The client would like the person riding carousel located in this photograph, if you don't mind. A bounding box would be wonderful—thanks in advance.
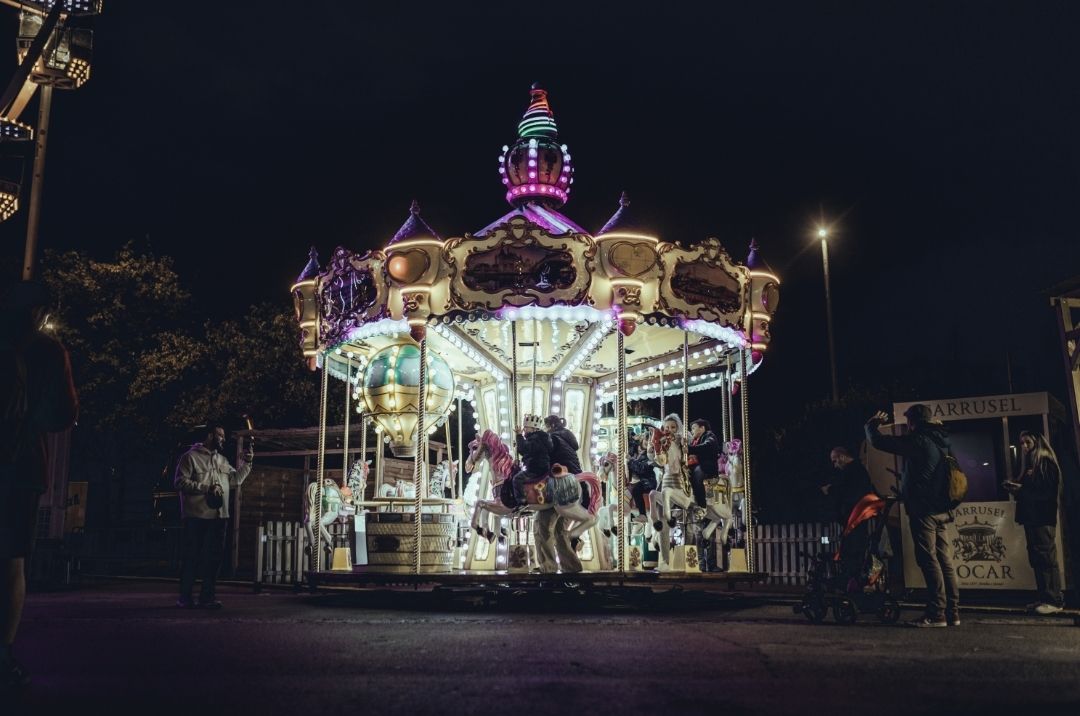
[627,431,657,520]
[545,415,582,476]
[647,413,689,525]
[686,418,720,508]
[511,414,553,509]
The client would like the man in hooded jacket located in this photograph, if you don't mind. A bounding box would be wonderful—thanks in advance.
[865,404,959,628]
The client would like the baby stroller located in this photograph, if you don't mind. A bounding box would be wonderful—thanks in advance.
[796,494,901,625]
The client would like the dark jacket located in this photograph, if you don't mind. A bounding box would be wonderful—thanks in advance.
[865,420,950,517]
[628,452,658,487]
[827,460,876,525]
[687,430,720,477]
[1015,459,1060,527]
[549,428,582,475]
[516,430,552,477]
[1,331,79,491]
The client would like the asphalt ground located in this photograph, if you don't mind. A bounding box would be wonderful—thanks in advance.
[7,580,1080,715]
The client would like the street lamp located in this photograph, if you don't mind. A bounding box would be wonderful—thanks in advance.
[817,225,839,405]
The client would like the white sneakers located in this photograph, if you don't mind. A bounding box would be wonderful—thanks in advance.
[1033,603,1064,616]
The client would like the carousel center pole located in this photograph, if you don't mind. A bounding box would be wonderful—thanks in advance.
[616,328,628,573]
[414,336,429,575]
[314,353,330,572]
[740,347,754,573]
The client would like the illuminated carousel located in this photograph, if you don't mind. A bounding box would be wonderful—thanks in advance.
[291,85,780,585]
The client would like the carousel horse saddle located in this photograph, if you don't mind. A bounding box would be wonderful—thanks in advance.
[523,474,580,507]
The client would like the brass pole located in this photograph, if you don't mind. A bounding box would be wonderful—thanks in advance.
[456,396,464,500]
[510,321,519,455]
[314,356,329,572]
[531,319,538,413]
[342,355,351,481]
[681,332,691,495]
[616,329,628,573]
[414,337,428,574]
[741,347,754,573]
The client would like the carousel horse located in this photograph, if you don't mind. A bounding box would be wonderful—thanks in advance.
[304,462,371,570]
[646,420,734,569]
[341,458,372,509]
[719,437,743,488]
[465,429,602,546]
[429,459,457,499]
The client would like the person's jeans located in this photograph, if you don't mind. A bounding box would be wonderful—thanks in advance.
[1024,524,1063,606]
[629,478,656,516]
[690,466,709,508]
[179,518,227,602]
[909,512,959,618]
[533,509,581,573]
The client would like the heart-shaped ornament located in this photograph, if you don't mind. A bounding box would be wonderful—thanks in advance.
[387,249,431,284]
[609,241,656,277]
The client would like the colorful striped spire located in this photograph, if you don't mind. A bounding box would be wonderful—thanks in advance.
[517,82,559,139]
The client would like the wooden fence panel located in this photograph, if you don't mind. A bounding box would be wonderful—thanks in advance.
[754,522,841,585]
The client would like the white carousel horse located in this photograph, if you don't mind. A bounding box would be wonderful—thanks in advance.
[719,437,743,488]
[305,459,369,563]
[464,429,603,546]
[646,422,733,570]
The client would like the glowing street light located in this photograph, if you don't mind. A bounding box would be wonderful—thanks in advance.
[816,223,839,404]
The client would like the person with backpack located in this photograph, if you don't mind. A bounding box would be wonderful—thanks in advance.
[1004,430,1064,615]
[865,404,960,628]
[1,282,78,689]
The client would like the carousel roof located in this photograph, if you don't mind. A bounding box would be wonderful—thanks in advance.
[291,84,781,396]
[389,200,441,245]
[475,201,586,237]
[596,192,656,238]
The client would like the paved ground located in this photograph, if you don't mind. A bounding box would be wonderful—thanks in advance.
[7,580,1080,715]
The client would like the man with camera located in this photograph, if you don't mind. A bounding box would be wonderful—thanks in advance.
[865,404,959,628]
[174,424,253,609]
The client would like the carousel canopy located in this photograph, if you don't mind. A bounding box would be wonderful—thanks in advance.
[291,85,780,395]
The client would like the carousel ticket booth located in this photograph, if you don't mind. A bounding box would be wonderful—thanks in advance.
[865,392,1069,593]
[287,85,781,584]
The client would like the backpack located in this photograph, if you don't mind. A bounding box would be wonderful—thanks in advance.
[936,445,968,510]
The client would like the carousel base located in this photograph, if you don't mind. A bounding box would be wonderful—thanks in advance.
[304,568,766,591]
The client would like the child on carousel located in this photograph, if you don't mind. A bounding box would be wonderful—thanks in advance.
[511,414,553,509]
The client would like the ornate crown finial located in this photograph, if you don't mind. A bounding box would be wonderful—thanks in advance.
[499,85,573,208]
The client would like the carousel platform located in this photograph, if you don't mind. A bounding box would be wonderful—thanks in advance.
[305,568,767,592]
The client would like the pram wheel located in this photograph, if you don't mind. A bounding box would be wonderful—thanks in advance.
[877,598,901,624]
[833,597,858,625]
[799,594,827,623]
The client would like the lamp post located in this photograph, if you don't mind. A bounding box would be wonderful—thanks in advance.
[818,226,839,405]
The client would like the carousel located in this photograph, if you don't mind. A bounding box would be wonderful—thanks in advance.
[290,84,780,585]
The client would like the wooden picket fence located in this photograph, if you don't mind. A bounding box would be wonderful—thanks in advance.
[753,522,841,585]
[254,520,349,587]
[256,519,840,587]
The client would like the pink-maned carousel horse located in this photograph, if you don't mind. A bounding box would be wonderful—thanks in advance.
[464,429,602,547]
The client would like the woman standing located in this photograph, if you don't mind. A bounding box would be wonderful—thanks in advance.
[1005,431,1064,615]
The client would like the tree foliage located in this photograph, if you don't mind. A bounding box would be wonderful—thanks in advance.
[41,246,328,463]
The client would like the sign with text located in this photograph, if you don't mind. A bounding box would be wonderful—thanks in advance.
[893,392,1048,425]
[900,501,1065,590]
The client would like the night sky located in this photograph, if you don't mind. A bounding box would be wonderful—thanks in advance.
[2,2,1079,430]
